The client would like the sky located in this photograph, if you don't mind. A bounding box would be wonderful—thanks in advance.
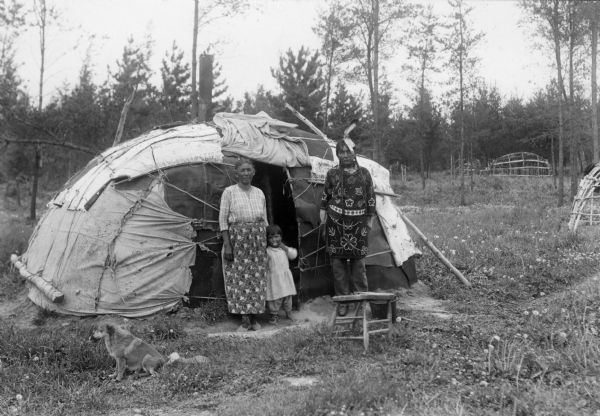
[13,0,555,110]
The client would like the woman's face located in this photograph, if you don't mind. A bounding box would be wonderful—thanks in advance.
[236,162,255,185]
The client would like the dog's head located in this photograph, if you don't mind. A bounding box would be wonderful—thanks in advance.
[90,323,116,341]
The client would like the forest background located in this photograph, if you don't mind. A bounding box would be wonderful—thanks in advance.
[1,0,599,219]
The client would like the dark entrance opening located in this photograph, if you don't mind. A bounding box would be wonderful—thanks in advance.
[253,162,298,249]
[253,162,300,306]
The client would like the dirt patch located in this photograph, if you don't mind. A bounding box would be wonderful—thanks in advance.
[189,296,335,339]
[282,376,319,387]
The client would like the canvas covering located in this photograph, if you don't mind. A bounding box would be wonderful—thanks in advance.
[21,113,421,317]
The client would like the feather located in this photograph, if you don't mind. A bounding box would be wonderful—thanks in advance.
[343,119,359,138]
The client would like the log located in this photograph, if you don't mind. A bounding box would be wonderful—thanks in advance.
[10,254,64,303]
[375,191,471,287]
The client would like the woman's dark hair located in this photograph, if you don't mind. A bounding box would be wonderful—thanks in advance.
[234,157,255,170]
[266,224,282,237]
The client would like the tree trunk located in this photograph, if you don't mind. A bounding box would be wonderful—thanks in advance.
[322,41,335,131]
[459,4,466,206]
[37,0,46,112]
[553,0,565,206]
[190,0,199,120]
[29,147,41,220]
[551,132,557,188]
[372,0,380,162]
[592,19,599,163]
[568,1,577,201]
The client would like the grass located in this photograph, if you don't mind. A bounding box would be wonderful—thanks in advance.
[2,174,600,415]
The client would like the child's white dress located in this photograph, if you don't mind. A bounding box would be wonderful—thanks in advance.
[266,246,298,301]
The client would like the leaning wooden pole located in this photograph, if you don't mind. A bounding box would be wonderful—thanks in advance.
[285,103,329,141]
[398,210,471,287]
[375,191,471,287]
[10,254,64,303]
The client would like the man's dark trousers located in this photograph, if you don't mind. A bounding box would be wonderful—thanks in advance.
[331,257,368,295]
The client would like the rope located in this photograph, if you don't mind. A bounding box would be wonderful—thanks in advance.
[292,182,314,201]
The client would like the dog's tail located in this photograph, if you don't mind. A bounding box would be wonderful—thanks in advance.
[166,352,209,366]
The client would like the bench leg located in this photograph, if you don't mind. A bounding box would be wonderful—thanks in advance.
[352,302,362,331]
[330,305,339,327]
[387,301,394,340]
[362,301,369,351]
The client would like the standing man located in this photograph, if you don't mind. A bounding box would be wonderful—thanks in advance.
[320,138,376,316]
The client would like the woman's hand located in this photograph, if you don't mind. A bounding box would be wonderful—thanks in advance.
[223,241,234,262]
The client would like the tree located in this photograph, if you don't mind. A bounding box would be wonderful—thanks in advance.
[190,0,249,120]
[0,0,25,64]
[446,0,483,205]
[405,3,444,189]
[28,0,61,219]
[521,0,569,206]
[326,81,364,140]
[236,85,283,118]
[339,0,413,162]
[271,47,326,126]
[405,88,445,177]
[584,3,600,163]
[109,36,160,141]
[313,1,351,130]
[207,53,233,117]
[160,41,191,122]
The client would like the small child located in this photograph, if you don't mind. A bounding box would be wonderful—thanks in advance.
[265,224,298,325]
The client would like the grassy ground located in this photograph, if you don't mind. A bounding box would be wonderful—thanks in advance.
[2,174,600,415]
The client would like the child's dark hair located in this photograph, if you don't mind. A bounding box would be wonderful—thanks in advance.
[266,224,282,237]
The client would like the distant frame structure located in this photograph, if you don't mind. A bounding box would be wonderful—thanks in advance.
[569,164,600,231]
[486,152,552,176]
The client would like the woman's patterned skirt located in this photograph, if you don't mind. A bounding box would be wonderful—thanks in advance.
[222,221,268,314]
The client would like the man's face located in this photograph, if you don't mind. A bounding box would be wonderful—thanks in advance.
[268,233,282,248]
[337,146,355,166]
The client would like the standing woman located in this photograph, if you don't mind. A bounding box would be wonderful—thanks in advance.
[219,158,269,331]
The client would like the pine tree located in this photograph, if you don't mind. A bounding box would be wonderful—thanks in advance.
[271,47,326,125]
[109,36,160,139]
[326,82,363,140]
[160,41,191,122]
[210,59,233,115]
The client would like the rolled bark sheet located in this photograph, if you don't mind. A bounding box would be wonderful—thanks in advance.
[10,254,64,303]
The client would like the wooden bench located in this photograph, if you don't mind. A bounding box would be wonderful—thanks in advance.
[331,292,397,351]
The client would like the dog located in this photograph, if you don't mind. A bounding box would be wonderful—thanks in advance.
[91,322,165,381]
[91,322,210,381]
